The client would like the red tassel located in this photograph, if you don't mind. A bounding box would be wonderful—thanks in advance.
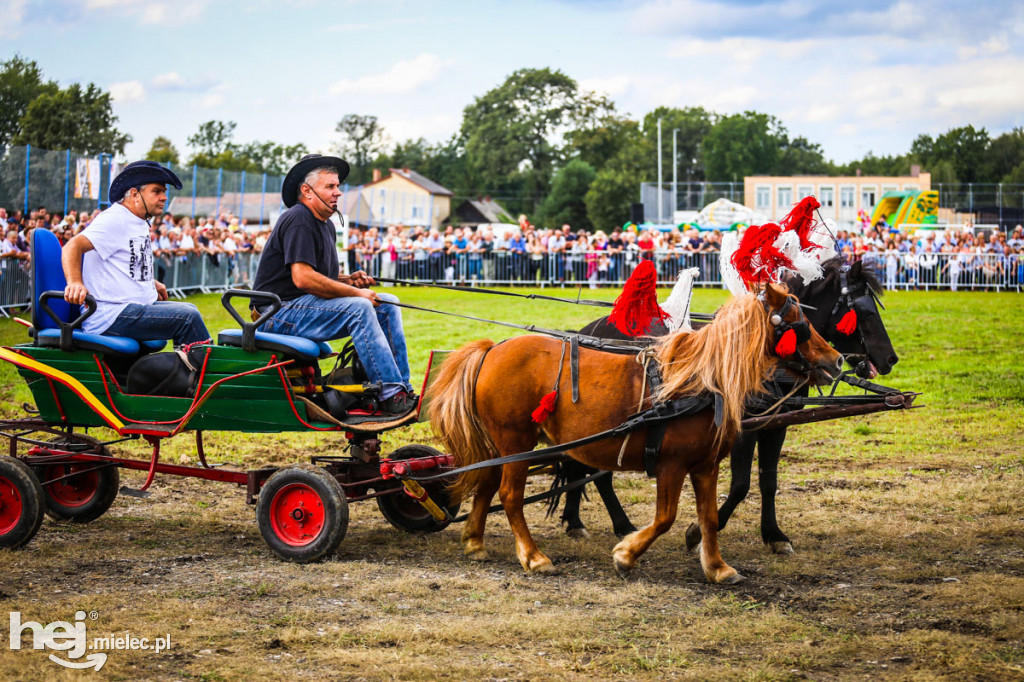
[531,390,559,423]
[779,196,822,251]
[607,260,670,336]
[775,328,797,357]
[836,309,857,335]
[731,223,794,286]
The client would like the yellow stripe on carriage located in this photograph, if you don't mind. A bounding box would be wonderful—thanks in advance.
[0,347,125,431]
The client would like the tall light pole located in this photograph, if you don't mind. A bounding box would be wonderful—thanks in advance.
[657,118,663,224]
[672,128,679,225]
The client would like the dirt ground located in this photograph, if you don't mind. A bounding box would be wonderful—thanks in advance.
[1,426,1022,681]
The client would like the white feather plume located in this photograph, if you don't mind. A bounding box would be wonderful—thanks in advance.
[719,231,747,297]
[775,230,824,284]
[662,267,700,332]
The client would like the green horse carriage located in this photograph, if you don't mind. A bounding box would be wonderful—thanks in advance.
[0,229,458,562]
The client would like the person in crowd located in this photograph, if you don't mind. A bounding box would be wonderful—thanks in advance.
[251,154,415,416]
[884,238,899,290]
[479,227,495,282]
[507,229,526,283]
[61,161,209,347]
[466,228,484,284]
[411,230,428,280]
[426,228,445,281]
[452,228,469,283]
[903,243,919,288]
[606,227,625,281]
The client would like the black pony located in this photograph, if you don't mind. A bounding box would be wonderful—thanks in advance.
[559,258,897,553]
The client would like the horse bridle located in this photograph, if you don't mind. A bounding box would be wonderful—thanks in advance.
[762,293,814,374]
[831,266,888,378]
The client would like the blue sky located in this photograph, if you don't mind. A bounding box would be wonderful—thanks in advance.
[3,0,1022,166]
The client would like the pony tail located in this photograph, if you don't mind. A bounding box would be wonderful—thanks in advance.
[426,339,497,502]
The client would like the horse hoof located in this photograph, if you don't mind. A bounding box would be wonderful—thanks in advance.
[566,527,590,540]
[613,557,634,578]
[685,522,702,553]
[466,548,490,562]
[768,541,794,555]
[716,571,746,585]
[613,525,638,539]
[531,561,561,575]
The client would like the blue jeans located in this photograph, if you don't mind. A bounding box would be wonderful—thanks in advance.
[261,293,412,399]
[104,301,210,346]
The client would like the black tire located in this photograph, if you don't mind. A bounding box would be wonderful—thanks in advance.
[0,455,45,549]
[377,444,460,533]
[33,463,120,523]
[256,464,348,563]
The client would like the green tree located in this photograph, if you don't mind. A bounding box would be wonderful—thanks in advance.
[146,136,180,165]
[641,106,715,183]
[984,127,1024,182]
[236,141,309,175]
[776,136,830,175]
[585,138,654,230]
[187,120,237,158]
[837,151,912,176]
[565,115,642,172]
[12,82,131,154]
[933,125,990,184]
[334,114,386,184]
[459,67,611,214]
[372,136,467,192]
[701,111,784,182]
[539,159,596,230]
[912,126,991,184]
[0,55,58,149]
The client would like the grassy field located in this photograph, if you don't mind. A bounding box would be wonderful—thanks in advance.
[0,286,1022,680]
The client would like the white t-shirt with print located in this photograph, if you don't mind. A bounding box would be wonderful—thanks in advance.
[80,202,157,334]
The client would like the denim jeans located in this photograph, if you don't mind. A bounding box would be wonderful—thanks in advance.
[260,293,412,399]
[103,301,210,346]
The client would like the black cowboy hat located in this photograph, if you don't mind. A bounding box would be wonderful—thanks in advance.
[281,154,351,208]
[109,160,183,204]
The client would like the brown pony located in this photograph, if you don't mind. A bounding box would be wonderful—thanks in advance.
[428,283,842,583]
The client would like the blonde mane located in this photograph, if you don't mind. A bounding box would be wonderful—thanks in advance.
[654,293,776,447]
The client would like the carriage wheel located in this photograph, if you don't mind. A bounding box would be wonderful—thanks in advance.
[32,432,120,522]
[0,456,45,549]
[256,464,348,563]
[33,463,120,523]
[377,445,460,534]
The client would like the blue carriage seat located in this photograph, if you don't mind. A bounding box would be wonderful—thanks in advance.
[31,228,168,357]
[217,328,333,362]
[214,289,333,362]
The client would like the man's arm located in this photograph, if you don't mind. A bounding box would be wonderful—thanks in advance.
[62,234,95,304]
[292,262,379,306]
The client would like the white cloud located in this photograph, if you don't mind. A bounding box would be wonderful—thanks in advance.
[195,93,225,109]
[84,0,208,25]
[384,112,461,147]
[109,80,146,103]
[579,75,633,98]
[329,53,449,95]
[152,72,187,90]
[0,0,28,38]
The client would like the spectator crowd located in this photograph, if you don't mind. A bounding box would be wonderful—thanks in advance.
[2,204,1024,310]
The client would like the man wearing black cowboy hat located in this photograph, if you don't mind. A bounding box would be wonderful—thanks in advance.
[252,154,414,415]
[62,160,210,346]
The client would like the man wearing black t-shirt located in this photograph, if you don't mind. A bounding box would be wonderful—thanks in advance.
[252,155,414,415]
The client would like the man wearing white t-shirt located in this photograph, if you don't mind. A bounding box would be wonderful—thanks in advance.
[62,161,209,346]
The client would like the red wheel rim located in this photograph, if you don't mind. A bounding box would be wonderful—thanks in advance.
[0,476,24,535]
[269,483,326,547]
[42,465,99,508]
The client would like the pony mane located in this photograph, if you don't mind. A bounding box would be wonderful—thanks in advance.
[789,257,883,299]
[653,293,775,449]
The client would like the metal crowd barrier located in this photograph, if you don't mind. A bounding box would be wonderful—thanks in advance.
[1,248,1021,318]
[357,249,726,288]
